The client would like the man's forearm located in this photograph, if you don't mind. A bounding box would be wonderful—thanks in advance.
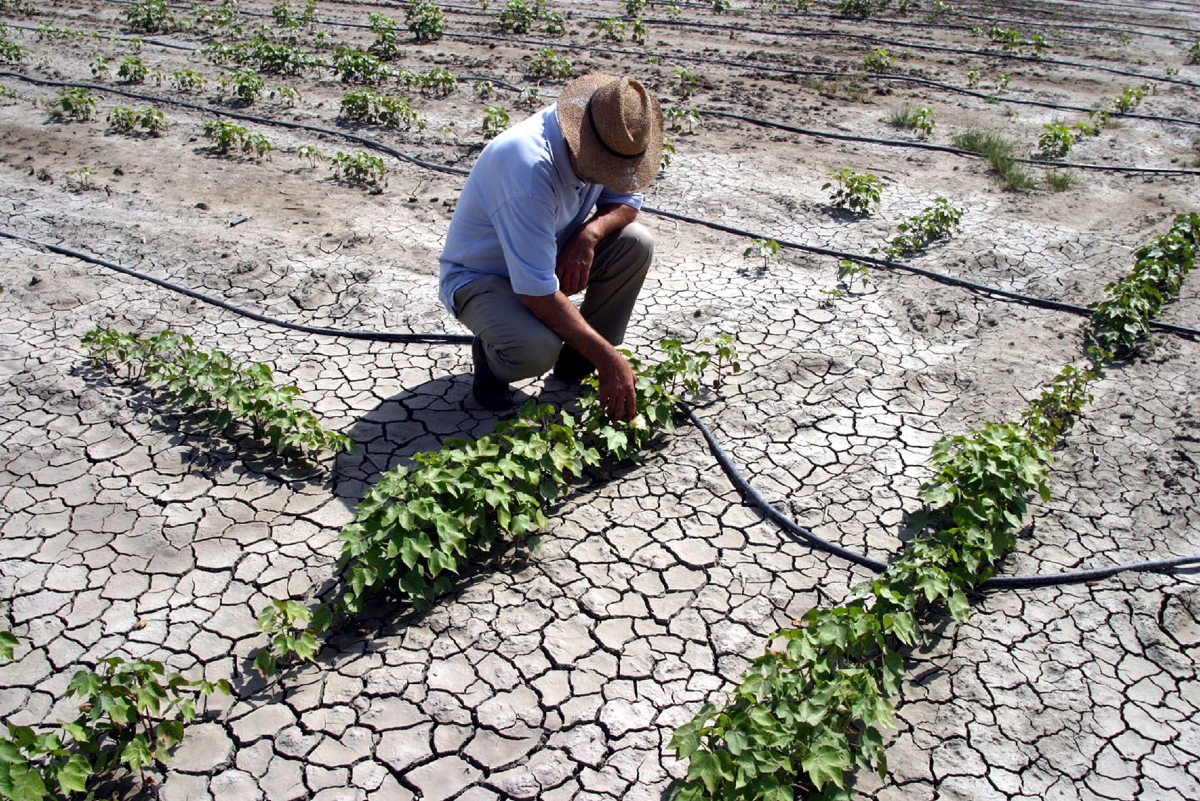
[519,291,619,370]
[578,203,638,247]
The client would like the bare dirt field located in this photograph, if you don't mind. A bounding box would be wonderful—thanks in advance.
[1,0,1199,799]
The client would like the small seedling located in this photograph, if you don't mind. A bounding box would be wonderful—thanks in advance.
[482,105,510,138]
[474,80,495,100]
[862,48,894,74]
[499,0,539,34]
[47,88,97,121]
[596,17,627,42]
[331,150,387,189]
[995,73,1010,90]
[203,119,273,158]
[295,144,325,167]
[107,105,169,135]
[1044,170,1077,192]
[1112,85,1146,113]
[838,257,871,290]
[670,68,698,99]
[659,136,676,172]
[66,167,95,191]
[515,86,542,109]
[530,48,571,79]
[269,85,302,105]
[964,69,979,88]
[884,106,934,137]
[1037,124,1074,159]
[664,107,702,134]
[116,56,149,84]
[823,169,882,215]
[406,1,445,43]
[89,56,110,79]
[743,238,781,270]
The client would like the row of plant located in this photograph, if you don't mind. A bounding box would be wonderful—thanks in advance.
[668,211,1199,800]
[82,328,351,462]
[0,632,229,801]
[254,335,740,676]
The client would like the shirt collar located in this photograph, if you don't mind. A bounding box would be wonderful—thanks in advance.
[547,107,585,190]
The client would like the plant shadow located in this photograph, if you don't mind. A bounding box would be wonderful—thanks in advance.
[72,362,330,488]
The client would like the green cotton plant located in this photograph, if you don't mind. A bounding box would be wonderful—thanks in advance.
[823,169,882,215]
[254,337,740,675]
[1089,212,1199,356]
[405,1,445,43]
[529,48,571,80]
[82,329,350,461]
[878,198,964,260]
[107,105,169,136]
[1037,124,1074,159]
[331,46,391,85]
[339,89,424,129]
[481,105,510,139]
[671,215,1199,801]
[330,150,387,189]
[0,639,230,801]
[202,119,272,158]
[46,88,96,121]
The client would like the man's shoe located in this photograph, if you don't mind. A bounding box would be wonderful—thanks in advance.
[472,337,514,410]
[553,346,595,383]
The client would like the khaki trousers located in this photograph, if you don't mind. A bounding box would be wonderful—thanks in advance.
[452,222,653,383]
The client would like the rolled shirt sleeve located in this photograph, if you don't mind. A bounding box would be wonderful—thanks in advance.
[490,194,561,298]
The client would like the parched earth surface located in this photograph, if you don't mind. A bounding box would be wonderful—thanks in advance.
[1,0,1199,799]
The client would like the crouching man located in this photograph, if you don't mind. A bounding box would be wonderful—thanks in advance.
[438,74,663,422]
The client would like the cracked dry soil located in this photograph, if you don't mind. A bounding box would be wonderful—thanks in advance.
[1,1,1199,800]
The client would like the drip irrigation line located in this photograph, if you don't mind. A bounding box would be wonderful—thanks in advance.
[5,69,1200,343]
[442,31,1200,130]
[8,67,1195,176]
[708,110,1200,175]
[643,206,1200,341]
[630,15,1200,90]
[0,230,473,344]
[4,228,1196,591]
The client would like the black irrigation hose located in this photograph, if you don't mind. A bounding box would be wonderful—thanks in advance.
[0,230,472,344]
[5,69,1200,341]
[443,30,1200,130]
[4,227,1195,592]
[708,109,1200,175]
[4,233,1200,592]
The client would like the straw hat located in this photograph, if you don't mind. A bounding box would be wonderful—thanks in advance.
[557,74,663,193]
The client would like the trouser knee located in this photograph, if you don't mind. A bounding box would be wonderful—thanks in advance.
[489,328,562,381]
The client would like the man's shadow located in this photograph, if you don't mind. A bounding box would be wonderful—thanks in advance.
[334,372,581,506]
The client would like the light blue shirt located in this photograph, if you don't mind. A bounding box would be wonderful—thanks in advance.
[438,106,642,315]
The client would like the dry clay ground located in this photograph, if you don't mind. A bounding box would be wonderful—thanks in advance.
[1,0,1200,799]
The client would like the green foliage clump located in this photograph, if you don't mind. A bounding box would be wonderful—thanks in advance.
[340,89,424,129]
[0,639,229,801]
[116,56,150,84]
[1112,85,1147,113]
[834,0,885,18]
[1037,124,1074,159]
[529,48,571,79]
[232,35,321,76]
[124,0,181,34]
[330,150,387,189]
[664,107,702,133]
[822,169,882,215]
[331,46,391,85]
[367,11,403,60]
[0,25,29,64]
[482,105,510,138]
[862,48,894,74]
[220,68,264,103]
[1189,41,1200,65]
[169,68,206,92]
[255,337,739,673]
[499,0,540,34]
[271,0,317,30]
[884,106,934,137]
[406,1,446,43]
[46,88,96,121]
[106,105,169,135]
[83,329,349,460]
[1089,212,1199,356]
[879,198,963,259]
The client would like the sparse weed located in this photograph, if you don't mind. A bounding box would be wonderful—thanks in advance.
[884,106,934,137]
[1044,170,1077,192]
[953,129,1036,190]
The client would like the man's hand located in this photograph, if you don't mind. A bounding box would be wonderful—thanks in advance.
[597,352,637,422]
[555,227,596,296]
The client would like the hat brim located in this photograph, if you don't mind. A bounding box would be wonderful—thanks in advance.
[557,74,663,194]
